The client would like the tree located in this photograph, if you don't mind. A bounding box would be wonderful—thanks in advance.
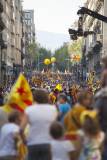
[27,41,53,71]
[68,38,83,64]
[54,43,72,72]
[28,42,38,61]
[35,47,52,71]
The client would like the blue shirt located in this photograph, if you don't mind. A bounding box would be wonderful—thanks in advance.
[58,103,71,122]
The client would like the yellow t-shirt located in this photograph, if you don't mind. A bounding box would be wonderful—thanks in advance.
[64,103,87,136]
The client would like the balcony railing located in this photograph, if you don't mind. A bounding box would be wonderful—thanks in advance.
[11,25,15,34]
[0,1,3,13]
[0,33,7,49]
[0,15,5,32]
[11,38,15,47]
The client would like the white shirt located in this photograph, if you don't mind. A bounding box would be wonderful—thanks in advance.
[0,123,20,156]
[78,130,105,160]
[51,140,75,160]
[25,104,58,146]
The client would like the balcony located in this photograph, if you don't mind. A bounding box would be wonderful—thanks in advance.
[11,0,14,8]
[0,33,7,49]
[86,43,93,56]
[93,41,102,53]
[11,25,15,34]
[96,34,103,43]
[86,41,102,58]
[0,15,5,32]
[11,38,15,47]
[0,1,3,13]
[21,52,25,60]
[21,38,25,48]
[1,61,6,70]
[10,12,15,22]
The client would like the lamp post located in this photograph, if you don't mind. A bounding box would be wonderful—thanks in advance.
[51,57,56,73]
[38,53,40,72]
[65,58,71,73]
[36,44,41,72]
[37,61,43,71]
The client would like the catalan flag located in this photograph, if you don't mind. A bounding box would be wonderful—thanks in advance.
[3,73,33,113]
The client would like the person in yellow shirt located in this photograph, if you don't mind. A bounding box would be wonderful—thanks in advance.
[64,90,93,140]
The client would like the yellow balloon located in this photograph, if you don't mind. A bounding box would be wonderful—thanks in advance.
[44,59,51,65]
[51,57,56,63]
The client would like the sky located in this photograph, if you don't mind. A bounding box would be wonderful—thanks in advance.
[23,0,85,50]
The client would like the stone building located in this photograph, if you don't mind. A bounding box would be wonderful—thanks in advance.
[103,0,107,56]
[21,17,29,68]
[23,10,36,73]
[23,10,35,44]
[0,0,6,83]
[0,0,23,83]
[82,0,104,77]
[11,0,22,78]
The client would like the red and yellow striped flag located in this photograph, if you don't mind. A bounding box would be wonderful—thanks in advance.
[3,73,33,113]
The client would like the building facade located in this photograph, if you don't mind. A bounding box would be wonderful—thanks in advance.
[0,1,36,83]
[23,10,36,73]
[82,0,104,78]
[103,0,107,56]
[0,0,6,83]
[11,0,22,78]
[21,17,30,70]
[23,10,35,44]
[0,0,23,83]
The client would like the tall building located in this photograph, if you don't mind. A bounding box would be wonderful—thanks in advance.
[23,10,36,72]
[11,0,23,77]
[103,0,107,57]
[23,10,35,44]
[21,17,30,69]
[82,0,104,77]
[0,0,6,83]
[0,0,23,83]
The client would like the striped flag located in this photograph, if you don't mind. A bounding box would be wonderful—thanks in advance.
[3,73,33,113]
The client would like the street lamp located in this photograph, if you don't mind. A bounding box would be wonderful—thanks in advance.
[51,57,56,73]
[37,61,43,71]
[65,58,71,73]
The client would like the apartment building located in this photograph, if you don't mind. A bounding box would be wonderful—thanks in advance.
[0,0,23,83]
[82,0,104,77]
[11,0,22,77]
[23,10,36,72]
[103,0,107,56]
[23,10,35,44]
[21,18,29,68]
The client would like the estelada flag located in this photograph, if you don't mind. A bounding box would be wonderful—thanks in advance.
[3,73,33,113]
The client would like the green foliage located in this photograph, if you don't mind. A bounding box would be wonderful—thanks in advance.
[28,42,38,60]
[28,42,52,70]
[68,38,83,59]
[54,43,72,72]
[28,42,73,72]
[35,47,52,70]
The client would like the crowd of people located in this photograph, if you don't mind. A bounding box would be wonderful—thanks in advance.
[0,58,107,160]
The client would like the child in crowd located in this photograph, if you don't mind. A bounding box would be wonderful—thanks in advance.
[0,111,22,160]
[50,122,76,160]
[57,94,71,122]
[78,113,105,160]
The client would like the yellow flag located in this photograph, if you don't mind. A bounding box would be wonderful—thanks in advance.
[3,73,33,113]
[55,84,62,91]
